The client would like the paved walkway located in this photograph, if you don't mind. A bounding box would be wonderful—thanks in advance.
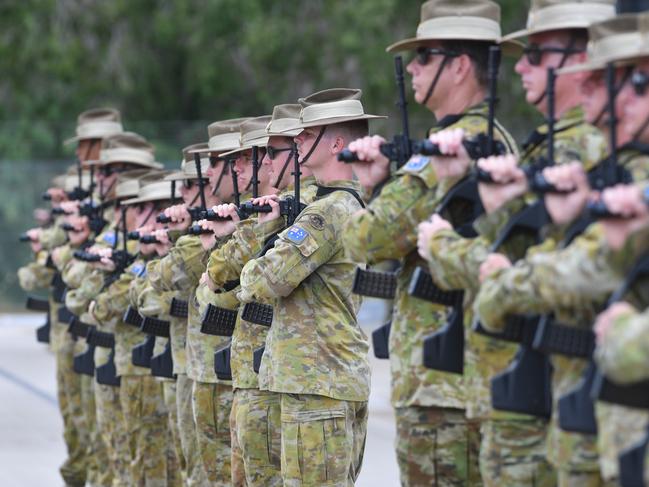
[0,301,399,486]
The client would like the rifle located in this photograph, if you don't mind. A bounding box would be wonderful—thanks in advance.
[469,68,560,419]
[587,62,636,218]
[158,152,210,225]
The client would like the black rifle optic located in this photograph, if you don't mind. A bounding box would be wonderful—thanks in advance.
[61,222,82,233]
[19,233,34,243]
[51,207,72,216]
[127,231,159,244]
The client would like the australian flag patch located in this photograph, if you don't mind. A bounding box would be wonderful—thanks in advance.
[102,233,117,246]
[286,226,309,244]
[130,263,146,278]
[403,155,430,172]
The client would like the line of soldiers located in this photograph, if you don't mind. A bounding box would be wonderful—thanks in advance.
[16,0,649,486]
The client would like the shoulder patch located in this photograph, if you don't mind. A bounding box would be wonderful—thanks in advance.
[286,226,309,244]
[402,155,430,172]
[307,214,325,231]
[102,233,117,246]
[130,263,146,277]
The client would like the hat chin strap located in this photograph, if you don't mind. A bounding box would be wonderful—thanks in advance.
[101,178,117,202]
[422,55,451,107]
[188,191,200,208]
[210,160,229,196]
[532,37,579,107]
[272,149,296,190]
[299,126,327,166]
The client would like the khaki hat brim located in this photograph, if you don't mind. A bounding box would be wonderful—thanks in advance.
[386,37,522,57]
[163,171,187,181]
[220,136,271,158]
[266,128,302,137]
[122,194,174,205]
[289,114,387,132]
[188,146,239,155]
[556,59,605,75]
[85,159,164,170]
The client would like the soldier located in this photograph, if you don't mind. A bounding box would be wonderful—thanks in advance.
[413,1,620,485]
[200,104,317,486]
[476,11,649,485]
[48,108,124,487]
[64,134,164,487]
[188,116,275,486]
[146,118,248,486]
[237,88,376,486]
[144,143,221,487]
[342,1,520,484]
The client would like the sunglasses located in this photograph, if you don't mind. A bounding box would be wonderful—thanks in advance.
[99,166,130,177]
[209,156,224,168]
[182,178,208,189]
[266,146,293,160]
[414,47,459,66]
[522,43,585,67]
[632,70,649,96]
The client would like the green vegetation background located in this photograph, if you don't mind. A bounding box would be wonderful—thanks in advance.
[0,0,536,310]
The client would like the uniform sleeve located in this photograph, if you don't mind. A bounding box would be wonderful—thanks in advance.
[65,269,105,316]
[17,258,54,291]
[137,286,174,319]
[238,202,345,303]
[342,169,438,264]
[426,231,489,292]
[39,224,67,250]
[146,235,206,293]
[93,272,135,324]
[595,307,649,384]
[206,219,267,288]
[474,225,618,332]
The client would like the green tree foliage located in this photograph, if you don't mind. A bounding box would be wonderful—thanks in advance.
[0,0,535,308]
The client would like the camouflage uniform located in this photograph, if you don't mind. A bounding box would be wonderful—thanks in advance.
[420,106,605,486]
[137,286,185,486]
[342,103,517,486]
[146,234,210,486]
[64,247,113,487]
[475,152,649,484]
[206,179,318,486]
[41,242,91,486]
[239,180,370,486]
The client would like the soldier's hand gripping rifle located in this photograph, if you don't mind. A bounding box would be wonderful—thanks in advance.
[464,68,560,419]
[236,142,306,224]
[586,62,637,219]
[338,54,507,167]
[157,152,210,226]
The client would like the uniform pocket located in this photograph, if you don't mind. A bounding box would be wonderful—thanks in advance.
[281,405,350,484]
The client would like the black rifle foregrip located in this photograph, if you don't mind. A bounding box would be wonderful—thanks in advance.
[187,225,213,235]
[139,235,159,244]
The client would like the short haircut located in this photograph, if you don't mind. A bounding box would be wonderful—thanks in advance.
[441,40,493,88]
[329,119,369,142]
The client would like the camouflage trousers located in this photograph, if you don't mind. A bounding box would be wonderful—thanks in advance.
[94,381,131,487]
[192,380,233,486]
[81,370,111,486]
[177,374,209,486]
[279,393,368,487]
[395,406,482,487]
[161,378,186,484]
[230,388,282,487]
[479,418,556,486]
[119,375,173,487]
[55,339,88,487]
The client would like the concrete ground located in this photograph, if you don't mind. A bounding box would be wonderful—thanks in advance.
[0,299,399,486]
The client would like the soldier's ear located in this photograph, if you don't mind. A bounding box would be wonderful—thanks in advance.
[330,135,346,155]
[449,53,473,86]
